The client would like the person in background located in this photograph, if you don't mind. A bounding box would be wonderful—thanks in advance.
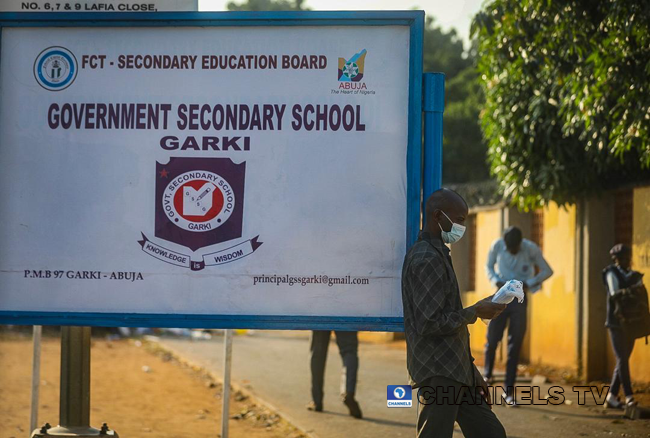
[602,244,639,410]
[307,330,362,419]
[402,188,507,438]
[484,226,553,405]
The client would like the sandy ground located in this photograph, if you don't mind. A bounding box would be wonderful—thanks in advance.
[157,332,650,438]
[0,331,306,438]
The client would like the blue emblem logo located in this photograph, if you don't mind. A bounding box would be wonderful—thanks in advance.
[387,385,412,408]
[33,46,78,91]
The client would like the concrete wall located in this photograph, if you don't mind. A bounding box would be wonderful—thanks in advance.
[444,188,650,383]
[462,203,579,370]
[450,214,474,294]
[630,187,650,382]
[579,195,615,381]
[452,204,577,369]
[461,208,503,354]
[503,208,533,362]
[528,203,578,369]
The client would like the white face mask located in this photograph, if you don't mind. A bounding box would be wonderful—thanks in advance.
[438,210,466,244]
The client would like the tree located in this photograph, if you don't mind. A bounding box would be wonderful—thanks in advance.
[423,17,470,79]
[472,0,650,209]
[222,6,489,184]
[227,0,308,11]
[423,17,490,184]
[444,67,490,183]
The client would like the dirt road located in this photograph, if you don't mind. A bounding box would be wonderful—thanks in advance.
[0,331,305,438]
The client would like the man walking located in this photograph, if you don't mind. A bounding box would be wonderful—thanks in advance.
[402,188,507,438]
[603,244,643,412]
[484,226,553,404]
[307,330,362,418]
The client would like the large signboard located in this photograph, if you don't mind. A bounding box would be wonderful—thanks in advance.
[0,12,424,330]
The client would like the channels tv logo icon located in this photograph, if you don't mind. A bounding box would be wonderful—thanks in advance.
[387,385,412,408]
[33,46,78,91]
[338,49,367,82]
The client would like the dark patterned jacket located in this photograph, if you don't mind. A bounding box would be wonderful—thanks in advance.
[401,232,477,387]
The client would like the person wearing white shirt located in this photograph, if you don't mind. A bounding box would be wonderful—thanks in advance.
[483,226,553,405]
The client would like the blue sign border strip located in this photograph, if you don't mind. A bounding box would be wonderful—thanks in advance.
[0,11,425,332]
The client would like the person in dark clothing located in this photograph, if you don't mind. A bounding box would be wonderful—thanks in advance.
[602,244,639,410]
[402,188,507,438]
[307,330,362,418]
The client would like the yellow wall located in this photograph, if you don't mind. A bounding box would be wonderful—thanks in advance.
[528,203,577,369]
[464,204,578,370]
[457,194,649,382]
[631,187,650,382]
[464,209,502,353]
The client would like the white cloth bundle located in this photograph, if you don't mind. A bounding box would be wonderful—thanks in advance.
[492,279,525,304]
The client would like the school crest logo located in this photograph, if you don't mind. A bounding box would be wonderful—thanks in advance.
[33,46,78,91]
[139,158,262,270]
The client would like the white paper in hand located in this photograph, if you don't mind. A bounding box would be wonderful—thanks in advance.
[493,280,525,304]
[481,280,525,325]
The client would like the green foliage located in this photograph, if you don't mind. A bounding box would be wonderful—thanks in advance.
[444,66,491,183]
[222,6,490,185]
[227,0,308,11]
[423,17,470,78]
[423,17,489,184]
[472,0,650,210]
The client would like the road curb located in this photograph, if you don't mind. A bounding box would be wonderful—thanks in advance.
[147,337,318,438]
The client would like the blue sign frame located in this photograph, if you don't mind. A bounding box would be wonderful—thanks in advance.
[0,10,428,332]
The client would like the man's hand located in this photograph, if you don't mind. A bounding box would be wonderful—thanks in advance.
[473,296,506,320]
[474,366,492,408]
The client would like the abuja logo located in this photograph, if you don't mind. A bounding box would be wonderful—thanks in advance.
[338,49,366,82]
[333,49,375,96]
[34,46,78,91]
[139,158,262,271]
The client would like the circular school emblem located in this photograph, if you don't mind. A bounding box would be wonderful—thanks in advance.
[33,47,78,91]
[162,170,235,232]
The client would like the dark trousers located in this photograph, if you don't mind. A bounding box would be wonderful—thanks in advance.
[417,375,506,438]
[484,299,527,394]
[310,330,358,404]
[608,328,636,398]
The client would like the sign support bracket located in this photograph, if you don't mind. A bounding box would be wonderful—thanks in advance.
[30,325,43,434]
[31,326,119,437]
[422,72,445,207]
[221,329,233,438]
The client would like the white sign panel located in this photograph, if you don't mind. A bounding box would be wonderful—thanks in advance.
[0,1,198,12]
[0,24,410,321]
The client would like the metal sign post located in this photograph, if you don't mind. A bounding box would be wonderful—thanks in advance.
[221,329,233,438]
[422,72,445,207]
[30,325,43,434]
[31,327,118,438]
